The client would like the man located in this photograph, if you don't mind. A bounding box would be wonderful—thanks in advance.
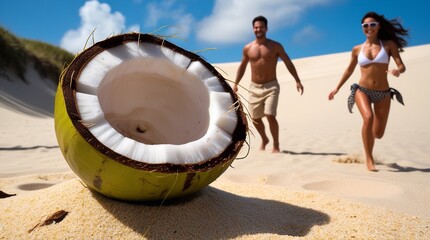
[233,15,304,153]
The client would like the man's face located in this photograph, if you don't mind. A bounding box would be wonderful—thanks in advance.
[253,21,267,39]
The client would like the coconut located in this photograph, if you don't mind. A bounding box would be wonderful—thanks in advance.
[54,33,247,201]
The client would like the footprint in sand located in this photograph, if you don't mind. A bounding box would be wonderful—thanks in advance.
[17,183,55,191]
[302,179,402,199]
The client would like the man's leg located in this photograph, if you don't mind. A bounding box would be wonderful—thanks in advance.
[252,118,269,150]
[266,115,280,153]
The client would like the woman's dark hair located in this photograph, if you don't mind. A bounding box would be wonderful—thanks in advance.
[253,15,268,27]
[362,12,409,52]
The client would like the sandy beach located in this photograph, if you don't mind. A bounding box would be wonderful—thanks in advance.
[1,44,429,239]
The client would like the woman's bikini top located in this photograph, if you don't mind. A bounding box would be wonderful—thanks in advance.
[358,40,389,66]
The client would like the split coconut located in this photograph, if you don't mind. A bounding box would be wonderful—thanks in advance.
[54,33,247,201]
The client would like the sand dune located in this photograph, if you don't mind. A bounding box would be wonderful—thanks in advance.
[1,44,429,239]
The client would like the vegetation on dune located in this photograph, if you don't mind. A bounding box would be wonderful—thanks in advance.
[21,38,75,83]
[0,27,27,81]
[0,26,74,84]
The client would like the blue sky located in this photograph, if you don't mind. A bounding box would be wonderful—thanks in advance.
[1,0,429,64]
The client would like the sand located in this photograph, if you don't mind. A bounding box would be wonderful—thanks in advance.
[1,44,429,239]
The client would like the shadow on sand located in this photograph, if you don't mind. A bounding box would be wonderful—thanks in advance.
[282,150,346,156]
[93,186,330,238]
[385,163,430,173]
[0,145,58,151]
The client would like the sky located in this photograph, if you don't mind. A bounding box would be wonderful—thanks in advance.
[1,0,429,64]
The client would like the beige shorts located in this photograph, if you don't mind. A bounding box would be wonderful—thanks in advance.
[248,80,280,119]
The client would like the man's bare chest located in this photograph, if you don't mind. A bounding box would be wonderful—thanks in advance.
[248,46,276,62]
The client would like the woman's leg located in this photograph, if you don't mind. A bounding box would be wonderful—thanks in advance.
[373,95,391,139]
[354,90,376,171]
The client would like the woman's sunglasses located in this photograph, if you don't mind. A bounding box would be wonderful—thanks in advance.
[361,22,379,29]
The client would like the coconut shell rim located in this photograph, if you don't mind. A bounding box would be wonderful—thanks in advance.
[60,32,247,173]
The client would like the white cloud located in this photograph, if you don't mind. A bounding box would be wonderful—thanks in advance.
[60,0,132,53]
[60,0,331,53]
[146,2,165,28]
[196,0,330,44]
[293,25,321,44]
[128,24,141,33]
[144,0,194,39]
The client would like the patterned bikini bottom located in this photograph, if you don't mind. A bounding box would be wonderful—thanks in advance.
[348,83,404,113]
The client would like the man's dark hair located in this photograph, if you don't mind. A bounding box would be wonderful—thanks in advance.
[253,15,268,27]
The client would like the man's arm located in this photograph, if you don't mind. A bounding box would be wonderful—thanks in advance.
[278,45,304,95]
[233,47,249,92]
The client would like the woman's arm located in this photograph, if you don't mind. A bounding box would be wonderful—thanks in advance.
[328,46,359,100]
[387,40,406,77]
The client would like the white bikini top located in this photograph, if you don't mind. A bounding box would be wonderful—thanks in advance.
[358,40,389,66]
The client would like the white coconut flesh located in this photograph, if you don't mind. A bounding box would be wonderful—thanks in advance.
[75,42,238,165]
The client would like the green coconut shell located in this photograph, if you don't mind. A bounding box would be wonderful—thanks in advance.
[54,33,247,201]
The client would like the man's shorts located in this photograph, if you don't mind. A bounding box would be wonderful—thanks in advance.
[248,80,280,119]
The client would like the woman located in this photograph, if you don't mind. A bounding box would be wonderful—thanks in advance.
[328,12,408,171]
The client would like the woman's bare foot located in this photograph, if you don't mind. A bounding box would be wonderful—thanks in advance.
[366,158,377,171]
